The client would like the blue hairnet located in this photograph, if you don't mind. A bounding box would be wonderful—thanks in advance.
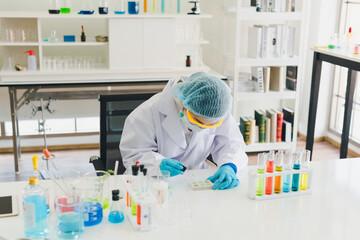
[172,72,232,120]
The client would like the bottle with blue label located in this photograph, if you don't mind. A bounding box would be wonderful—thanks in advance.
[22,177,48,238]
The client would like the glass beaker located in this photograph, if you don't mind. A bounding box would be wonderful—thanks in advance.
[49,0,60,14]
[55,194,84,239]
[114,0,126,14]
[60,0,71,13]
[74,171,110,227]
[80,0,94,14]
[99,0,109,14]
[128,1,139,14]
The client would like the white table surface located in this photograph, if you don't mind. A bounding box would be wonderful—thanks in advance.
[312,47,360,63]
[1,158,359,240]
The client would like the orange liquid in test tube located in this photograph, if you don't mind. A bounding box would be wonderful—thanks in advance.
[265,160,274,195]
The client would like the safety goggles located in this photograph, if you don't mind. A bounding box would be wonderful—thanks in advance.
[185,109,223,129]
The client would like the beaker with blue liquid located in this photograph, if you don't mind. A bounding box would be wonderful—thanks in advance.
[74,171,110,227]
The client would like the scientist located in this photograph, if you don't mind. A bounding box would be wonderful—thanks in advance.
[120,72,248,190]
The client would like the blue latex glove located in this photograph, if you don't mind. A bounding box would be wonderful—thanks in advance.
[159,158,184,177]
[207,165,239,190]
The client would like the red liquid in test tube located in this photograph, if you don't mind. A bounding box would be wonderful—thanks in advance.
[265,156,274,195]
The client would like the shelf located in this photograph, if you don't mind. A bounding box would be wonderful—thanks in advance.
[0,11,212,19]
[41,41,108,46]
[0,65,211,84]
[237,11,302,20]
[237,90,296,101]
[238,56,299,67]
[0,42,39,46]
[176,40,210,45]
[245,142,294,152]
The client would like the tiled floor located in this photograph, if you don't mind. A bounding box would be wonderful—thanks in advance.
[0,139,356,182]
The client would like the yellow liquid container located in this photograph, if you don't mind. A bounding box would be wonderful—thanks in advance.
[256,169,265,196]
[274,166,282,194]
[300,173,308,190]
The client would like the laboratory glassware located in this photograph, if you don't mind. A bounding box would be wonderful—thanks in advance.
[283,150,293,193]
[99,0,109,14]
[49,0,60,14]
[131,165,140,216]
[79,0,94,14]
[256,153,266,196]
[60,0,71,13]
[300,150,311,190]
[24,50,37,71]
[265,151,275,195]
[274,150,284,194]
[292,150,302,191]
[81,26,86,42]
[114,0,126,14]
[128,1,139,14]
[186,55,191,67]
[55,194,84,239]
[108,190,125,224]
[74,171,110,227]
[22,177,48,238]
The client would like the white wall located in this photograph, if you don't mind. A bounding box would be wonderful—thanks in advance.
[298,0,342,138]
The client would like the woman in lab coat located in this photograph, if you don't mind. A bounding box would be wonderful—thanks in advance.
[120,72,248,190]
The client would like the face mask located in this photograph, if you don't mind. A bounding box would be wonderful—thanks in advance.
[179,112,205,133]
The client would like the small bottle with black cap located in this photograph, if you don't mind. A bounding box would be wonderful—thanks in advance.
[108,189,124,224]
[131,164,140,215]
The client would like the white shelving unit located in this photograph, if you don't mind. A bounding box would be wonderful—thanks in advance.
[203,0,310,153]
[0,11,214,83]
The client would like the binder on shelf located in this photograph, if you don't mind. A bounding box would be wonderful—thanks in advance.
[255,109,266,143]
[249,117,256,144]
[286,66,297,90]
[248,26,263,58]
[283,107,294,140]
[251,67,264,92]
[263,66,271,92]
[265,117,271,143]
[273,109,284,142]
[270,66,285,91]
[269,24,282,58]
[266,109,277,143]
[282,120,292,142]
[240,117,251,145]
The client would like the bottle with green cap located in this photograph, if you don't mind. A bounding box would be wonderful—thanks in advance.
[22,176,48,238]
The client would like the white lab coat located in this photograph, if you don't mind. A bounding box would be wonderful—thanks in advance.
[120,78,248,175]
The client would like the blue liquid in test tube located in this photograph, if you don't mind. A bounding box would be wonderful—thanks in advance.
[283,174,291,192]
[161,0,165,13]
[291,163,300,191]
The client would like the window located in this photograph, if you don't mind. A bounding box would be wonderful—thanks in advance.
[329,1,360,143]
[4,117,99,136]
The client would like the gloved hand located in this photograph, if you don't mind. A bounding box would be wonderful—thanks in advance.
[207,165,239,190]
[159,158,184,177]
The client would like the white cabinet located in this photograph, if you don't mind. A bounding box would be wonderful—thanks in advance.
[109,19,143,70]
[143,19,176,69]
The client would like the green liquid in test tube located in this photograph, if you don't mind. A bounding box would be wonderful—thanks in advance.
[256,153,266,196]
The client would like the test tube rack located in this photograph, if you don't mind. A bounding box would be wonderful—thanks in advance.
[121,176,156,231]
[248,168,313,200]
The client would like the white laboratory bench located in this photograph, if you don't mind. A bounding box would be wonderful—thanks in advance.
[0,158,359,240]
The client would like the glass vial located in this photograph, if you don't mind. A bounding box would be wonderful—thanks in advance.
[49,0,60,14]
[60,0,71,13]
[256,153,266,196]
[291,149,302,191]
[283,150,293,193]
[265,151,275,195]
[300,150,311,190]
[186,55,191,67]
[128,1,140,14]
[114,0,126,14]
[99,0,109,14]
[274,150,284,194]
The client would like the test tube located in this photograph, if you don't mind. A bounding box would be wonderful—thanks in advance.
[283,150,293,193]
[256,153,266,196]
[291,150,302,191]
[300,150,311,190]
[274,150,284,194]
[265,151,275,195]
